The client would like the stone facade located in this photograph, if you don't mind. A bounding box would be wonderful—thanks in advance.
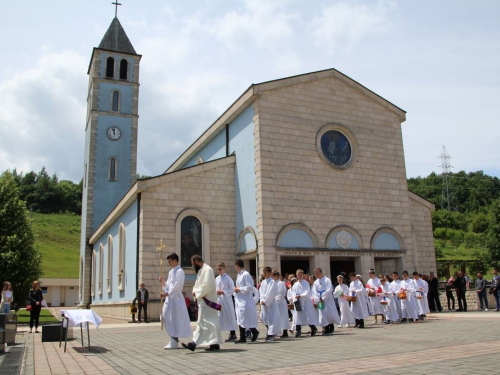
[252,74,434,277]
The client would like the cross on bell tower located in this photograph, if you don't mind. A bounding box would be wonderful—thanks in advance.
[112,1,122,18]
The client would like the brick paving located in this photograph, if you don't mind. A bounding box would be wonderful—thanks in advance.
[4,311,500,375]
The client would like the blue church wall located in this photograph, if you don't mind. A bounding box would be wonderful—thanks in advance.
[98,82,134,115]
[180,106,258,251]
[80,124,92,257]
[227,107,258,250]
[92,115,133,231]
[373,233,401,250]
[93,200,137,303]
[99,53,135,83]
[184,130,226,167]
[279,229,314,248]
[328,232,360,249]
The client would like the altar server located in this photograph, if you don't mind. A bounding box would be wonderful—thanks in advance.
[400,271,419,322]
[366,269,384,324]
[272,270,290,338]
[291,269,319,337]
[334,275,355,328]
[233,260,259,343]
[390,272,402,321]
[312,268,339,335]
[159,253,192,349]
[413,272,430,320]
[215,262,237,341]
[259,267,281,341]
[349,272,369,328]
[182,255,222,352]
[287,278,297,332]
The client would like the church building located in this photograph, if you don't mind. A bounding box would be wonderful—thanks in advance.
[79,17,436,318]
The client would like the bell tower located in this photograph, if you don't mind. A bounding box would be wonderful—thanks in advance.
[79,17,141,307]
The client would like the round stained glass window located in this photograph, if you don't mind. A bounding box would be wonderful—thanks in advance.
[320,130,352,166]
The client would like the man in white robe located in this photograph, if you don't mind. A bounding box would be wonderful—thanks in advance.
[291,269,318,337]
[215,262,237,341]
[312,268,339,335]
[259,267,281,341]
[182,255,222,352]
[366,269,384,324]
[233,260,259,343]
[271,270,290,338]
[348,272,369,328]
[400,271,419,322]
[413,272,429,320]
[390,272,402,321]
[159,253,192,349]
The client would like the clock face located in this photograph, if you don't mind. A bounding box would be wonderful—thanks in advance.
[107,126,121,140]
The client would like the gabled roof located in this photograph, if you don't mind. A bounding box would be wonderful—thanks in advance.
[98,17,137,55]
[166,67,407,173]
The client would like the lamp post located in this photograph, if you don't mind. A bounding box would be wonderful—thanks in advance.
[156,238,166,330]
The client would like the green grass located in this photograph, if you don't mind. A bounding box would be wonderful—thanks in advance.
[439,242,485,260]
[15,308,60,324]
[32,212,80,278]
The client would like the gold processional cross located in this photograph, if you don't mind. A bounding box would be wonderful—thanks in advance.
[156,239,166,329]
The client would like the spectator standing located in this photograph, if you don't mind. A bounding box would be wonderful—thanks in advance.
[491,269,500,311]
[445,277,455,310]
[136,282,149,323]
[1,282,13,313]
[475,273,488,311]
[427,272,442,312]
[454,272,467,312]
[29,281,43,333]
[464,273,471,290]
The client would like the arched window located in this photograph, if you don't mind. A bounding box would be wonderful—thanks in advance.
[117,224,126,290]
[119,59,128,80]
[91,250,96,297]
[107,234,113,293]
[112,90,119,112]
[276,223,318,249]
[180,216,203,267]
[106,57,115,78]
[109,157,117,181]
[99,244,104,295]
[371,228,403,251]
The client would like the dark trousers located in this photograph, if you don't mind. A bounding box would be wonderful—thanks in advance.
[138,302,148,322]
[30,305,42,329]
[477,290,488,310]
[495,289,500,310]
[446,291,455,310]
[457,290,467,311]
[429,291,442,311]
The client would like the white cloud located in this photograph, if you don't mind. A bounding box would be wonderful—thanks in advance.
[0,47,87,181]
[211,0,298,50]
[311,1,394,54]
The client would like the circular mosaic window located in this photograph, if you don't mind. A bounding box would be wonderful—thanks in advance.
[320,130,352,167]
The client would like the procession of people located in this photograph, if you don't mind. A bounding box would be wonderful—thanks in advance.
[155,252,440,351]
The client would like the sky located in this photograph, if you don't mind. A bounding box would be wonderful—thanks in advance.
[0,0,499,182]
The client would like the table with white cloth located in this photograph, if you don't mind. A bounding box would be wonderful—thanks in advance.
[59,310,102,352]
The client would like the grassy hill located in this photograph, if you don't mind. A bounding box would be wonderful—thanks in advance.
[32,212,80,278]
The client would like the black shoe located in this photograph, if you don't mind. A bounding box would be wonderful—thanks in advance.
[251,330,259,342]
[234,338,247,344]
[204,344,220,351]
[358,323,365,329]
[225,335,237,342]
[280,333,289,339]
[322,330,329,336]
[265,336,275,342]
[354,319,360,328]
[384,320,391,325]
[310,327,317,336]
[181,342,196,352]
[401,318,407,323]
[295,331,301,337]
[409,319,414,323]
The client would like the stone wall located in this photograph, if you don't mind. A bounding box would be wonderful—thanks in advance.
[409,193,437,275]
[439,290,498,311]
[138,157,236,319]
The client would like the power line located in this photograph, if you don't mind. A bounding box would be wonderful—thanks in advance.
[438,146,453,211]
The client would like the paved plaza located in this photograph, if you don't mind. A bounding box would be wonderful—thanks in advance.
[3,310,500,375]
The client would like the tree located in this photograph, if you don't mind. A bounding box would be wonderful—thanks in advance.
[0,171,43,308]
[486,198,500,269]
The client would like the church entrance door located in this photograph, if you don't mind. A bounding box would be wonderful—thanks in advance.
[330,259,355,280]
[280,257,310,276]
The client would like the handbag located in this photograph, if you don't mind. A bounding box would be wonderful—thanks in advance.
[293,299,302,311]
[26,305,32,311]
